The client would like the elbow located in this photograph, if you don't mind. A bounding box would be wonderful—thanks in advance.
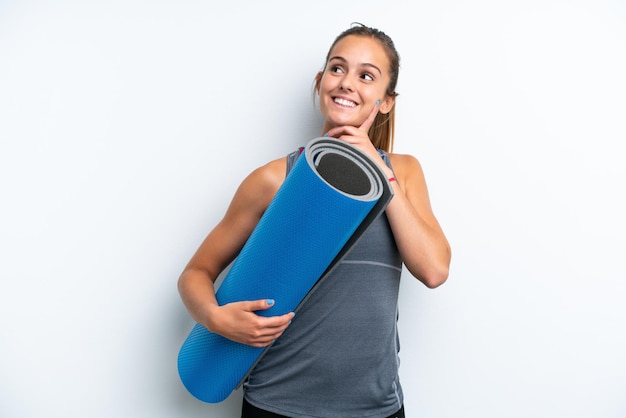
[177,268,193,295]
[423,245,452,288]
[177,273,187,296]
[177,274,184,289]
[420,265,449,289]
[408,252,450,289]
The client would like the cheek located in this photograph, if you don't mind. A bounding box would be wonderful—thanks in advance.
[366,85,387,101]
[317,79,334,107]
[318,77,330,95]
[319,72,342,93]
[318,97,331,118]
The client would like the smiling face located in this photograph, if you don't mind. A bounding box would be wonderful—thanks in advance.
[316,35,395,134]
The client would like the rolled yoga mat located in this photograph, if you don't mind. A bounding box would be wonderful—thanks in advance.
[177,137,395,403]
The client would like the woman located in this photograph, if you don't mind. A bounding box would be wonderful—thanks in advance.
[178,23,451,418]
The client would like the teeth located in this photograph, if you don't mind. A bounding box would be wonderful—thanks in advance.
[334,97,356,107]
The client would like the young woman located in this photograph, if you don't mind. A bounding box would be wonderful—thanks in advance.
[178,24,451,418]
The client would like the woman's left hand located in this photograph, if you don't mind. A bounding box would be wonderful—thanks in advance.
[325,105,392,176]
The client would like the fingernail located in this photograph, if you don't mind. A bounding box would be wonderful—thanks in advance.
[267,299,275,305]
[323,132,329,137]
[375,99,380,107]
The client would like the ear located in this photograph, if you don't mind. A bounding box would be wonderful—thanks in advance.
[378,94,396,114]
[314,71,323,94]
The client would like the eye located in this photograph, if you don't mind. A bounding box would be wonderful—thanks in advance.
[329,65,344,74]
[361,73,374,81]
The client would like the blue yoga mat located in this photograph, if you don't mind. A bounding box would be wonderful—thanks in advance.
[177,137,395,403]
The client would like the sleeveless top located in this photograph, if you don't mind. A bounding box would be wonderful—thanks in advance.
[243,148,404,418]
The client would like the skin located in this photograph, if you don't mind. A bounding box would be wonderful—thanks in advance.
[178,35,451,348]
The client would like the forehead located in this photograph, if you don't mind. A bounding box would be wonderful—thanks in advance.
[328,35,390,71]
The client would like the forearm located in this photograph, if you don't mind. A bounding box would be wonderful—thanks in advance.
[178,267,294,347]
[386,180,451,288]
[178,268,220,330]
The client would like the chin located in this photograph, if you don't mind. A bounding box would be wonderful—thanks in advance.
[327,114,358,128]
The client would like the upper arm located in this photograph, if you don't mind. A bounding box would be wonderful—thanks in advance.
[393,154,441,227]
[183,158,286,282]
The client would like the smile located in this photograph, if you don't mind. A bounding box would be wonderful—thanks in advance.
[333,97,357,108]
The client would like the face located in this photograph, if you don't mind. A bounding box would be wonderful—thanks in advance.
[316,35,394,133]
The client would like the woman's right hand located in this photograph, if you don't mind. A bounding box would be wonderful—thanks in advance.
[207,299,294,348]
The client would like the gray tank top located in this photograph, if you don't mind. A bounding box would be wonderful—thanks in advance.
[243,148,404,418]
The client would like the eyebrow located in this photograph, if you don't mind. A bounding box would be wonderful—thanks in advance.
[328,56,382,75]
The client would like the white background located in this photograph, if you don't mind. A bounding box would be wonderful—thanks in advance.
[1,1,625,417]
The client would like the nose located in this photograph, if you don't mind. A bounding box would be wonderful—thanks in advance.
[339,74,355,92]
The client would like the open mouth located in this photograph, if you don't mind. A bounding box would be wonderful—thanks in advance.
[333,97,357,108]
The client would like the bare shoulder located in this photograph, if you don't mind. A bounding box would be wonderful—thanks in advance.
[387,153,426,186]
[182,156,288,278]
[246,157,287,190]
[234,156,287,216]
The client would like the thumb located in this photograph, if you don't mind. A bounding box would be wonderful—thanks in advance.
[249,298,276,312]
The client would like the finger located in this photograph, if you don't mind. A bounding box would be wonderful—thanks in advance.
[326,125,356,140]
[359,100,380,132]
[248,313,294,347]
[246,301,294,328]
[249,335,281,348]
[264,312,295,328]
[247,298,276,312]
[252,313,293,336]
